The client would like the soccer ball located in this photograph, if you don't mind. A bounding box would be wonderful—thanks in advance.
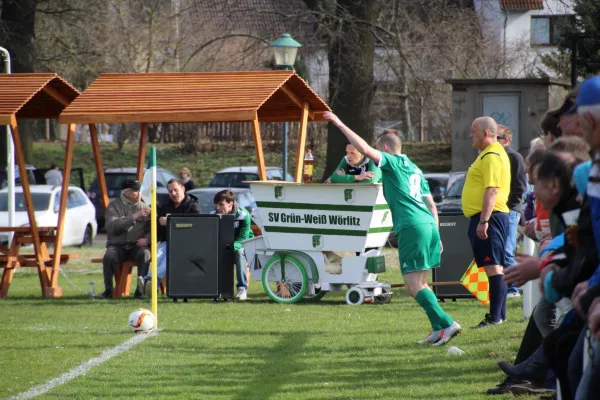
[128,308,155,334]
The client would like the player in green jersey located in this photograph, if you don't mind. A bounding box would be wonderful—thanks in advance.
[323,111,461,346]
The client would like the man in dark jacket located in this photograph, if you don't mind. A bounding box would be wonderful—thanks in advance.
[498,125,528,297]
[139,179,200,296]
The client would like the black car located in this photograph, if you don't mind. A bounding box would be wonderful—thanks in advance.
[87,167,177,228]
[438,173,466,215]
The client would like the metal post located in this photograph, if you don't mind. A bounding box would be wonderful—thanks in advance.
[0,47,15,245]
[282,121,288,179]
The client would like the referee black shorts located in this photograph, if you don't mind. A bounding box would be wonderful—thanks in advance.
[467,212,509,267]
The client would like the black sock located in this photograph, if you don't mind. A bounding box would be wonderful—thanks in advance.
[489,274,506,322]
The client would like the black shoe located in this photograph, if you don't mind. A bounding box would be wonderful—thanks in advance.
[486,376,524,395]
[99,289,113,299]
[498,361,547,383]
[134,289,143,298]
[472,313,503,329]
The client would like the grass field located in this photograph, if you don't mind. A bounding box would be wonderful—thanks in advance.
[31,141,451,189]
[0,243,538,400]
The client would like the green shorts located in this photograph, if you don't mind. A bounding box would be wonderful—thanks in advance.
[396,223,441,275]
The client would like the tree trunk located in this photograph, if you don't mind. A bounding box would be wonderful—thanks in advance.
[321,0,377,181]
[399,62,413,141]
[0,0,37,163]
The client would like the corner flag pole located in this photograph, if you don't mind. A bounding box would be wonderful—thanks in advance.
[148,146,158,324]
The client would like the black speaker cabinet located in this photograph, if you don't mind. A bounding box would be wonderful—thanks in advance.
[433,212,475,300]
[166,214,235,299]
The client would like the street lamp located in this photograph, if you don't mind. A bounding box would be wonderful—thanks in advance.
[270,33,302,181]
[271,33,302,71]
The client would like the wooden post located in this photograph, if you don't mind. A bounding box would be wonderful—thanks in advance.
[137,123,148,181]
[251,118,267,180]
[294,102,310,183]
[9,116,47,290]
[89,124,109,209]
[48,124,75,297]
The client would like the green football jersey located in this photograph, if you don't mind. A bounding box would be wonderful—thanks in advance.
[378,152,435,235]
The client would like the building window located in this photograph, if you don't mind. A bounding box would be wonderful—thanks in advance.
[531,15,574,46]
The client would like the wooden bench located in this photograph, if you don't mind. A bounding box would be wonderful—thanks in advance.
[91,258,166,298]
[0,226,78,298]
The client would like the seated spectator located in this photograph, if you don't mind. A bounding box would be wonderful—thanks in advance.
[179,167,196,192]
[329,144,382,183]
[101,179,150,298]
[211,190,254,300]
[139,179,200,296]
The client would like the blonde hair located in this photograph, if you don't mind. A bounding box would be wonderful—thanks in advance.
[529,137,544,152]
[179,167,191,177]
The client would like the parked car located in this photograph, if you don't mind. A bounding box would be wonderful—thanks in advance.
[423,173,450,205]
[188,187,263,236]
[0,185,98,246]
[438,172,466,215]
[0,164,37,188]
[87,167,178,228]
[209,166,294,188]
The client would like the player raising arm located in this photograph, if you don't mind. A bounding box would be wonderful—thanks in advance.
[323,111,460,346]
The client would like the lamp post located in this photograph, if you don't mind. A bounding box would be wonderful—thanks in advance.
[270,33,302,180]
[0,47,15,245]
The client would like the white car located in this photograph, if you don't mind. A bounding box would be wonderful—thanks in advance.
[0,185,98,246]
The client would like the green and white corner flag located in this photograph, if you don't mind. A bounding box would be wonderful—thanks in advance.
[141,146,158,324]
[140,149,155,205]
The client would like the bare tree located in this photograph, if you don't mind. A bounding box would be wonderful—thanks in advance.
[0,0,37,162]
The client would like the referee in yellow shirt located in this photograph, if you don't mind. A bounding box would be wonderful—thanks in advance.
[462,117,511,328]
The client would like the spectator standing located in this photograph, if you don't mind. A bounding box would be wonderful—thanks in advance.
[179,167,196,192]
[497,125,528,297]
[44,164,63,186]
[462,117,511,328]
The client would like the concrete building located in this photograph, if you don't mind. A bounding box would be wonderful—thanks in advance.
[446,78,570,171]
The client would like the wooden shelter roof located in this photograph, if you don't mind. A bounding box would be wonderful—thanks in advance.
[59,70,330,124]
[0,73,80,125]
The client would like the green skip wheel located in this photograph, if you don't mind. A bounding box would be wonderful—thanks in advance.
[262,254,308,304]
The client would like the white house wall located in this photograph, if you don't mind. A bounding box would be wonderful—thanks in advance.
[474,0,575,78]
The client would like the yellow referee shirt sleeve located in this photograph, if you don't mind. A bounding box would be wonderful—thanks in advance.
[481,153,503,188]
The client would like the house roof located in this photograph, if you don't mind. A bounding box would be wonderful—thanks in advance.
[58,70,330,124]
[499,0,543,10]
[0,73,80,125]
[191,0,315,44]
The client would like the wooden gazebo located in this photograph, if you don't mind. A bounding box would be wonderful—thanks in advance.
[0,73,80,298]
[59,70,331,184]
[57,70,330,298]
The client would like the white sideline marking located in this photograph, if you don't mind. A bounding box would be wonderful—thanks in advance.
[9,333,154,400]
